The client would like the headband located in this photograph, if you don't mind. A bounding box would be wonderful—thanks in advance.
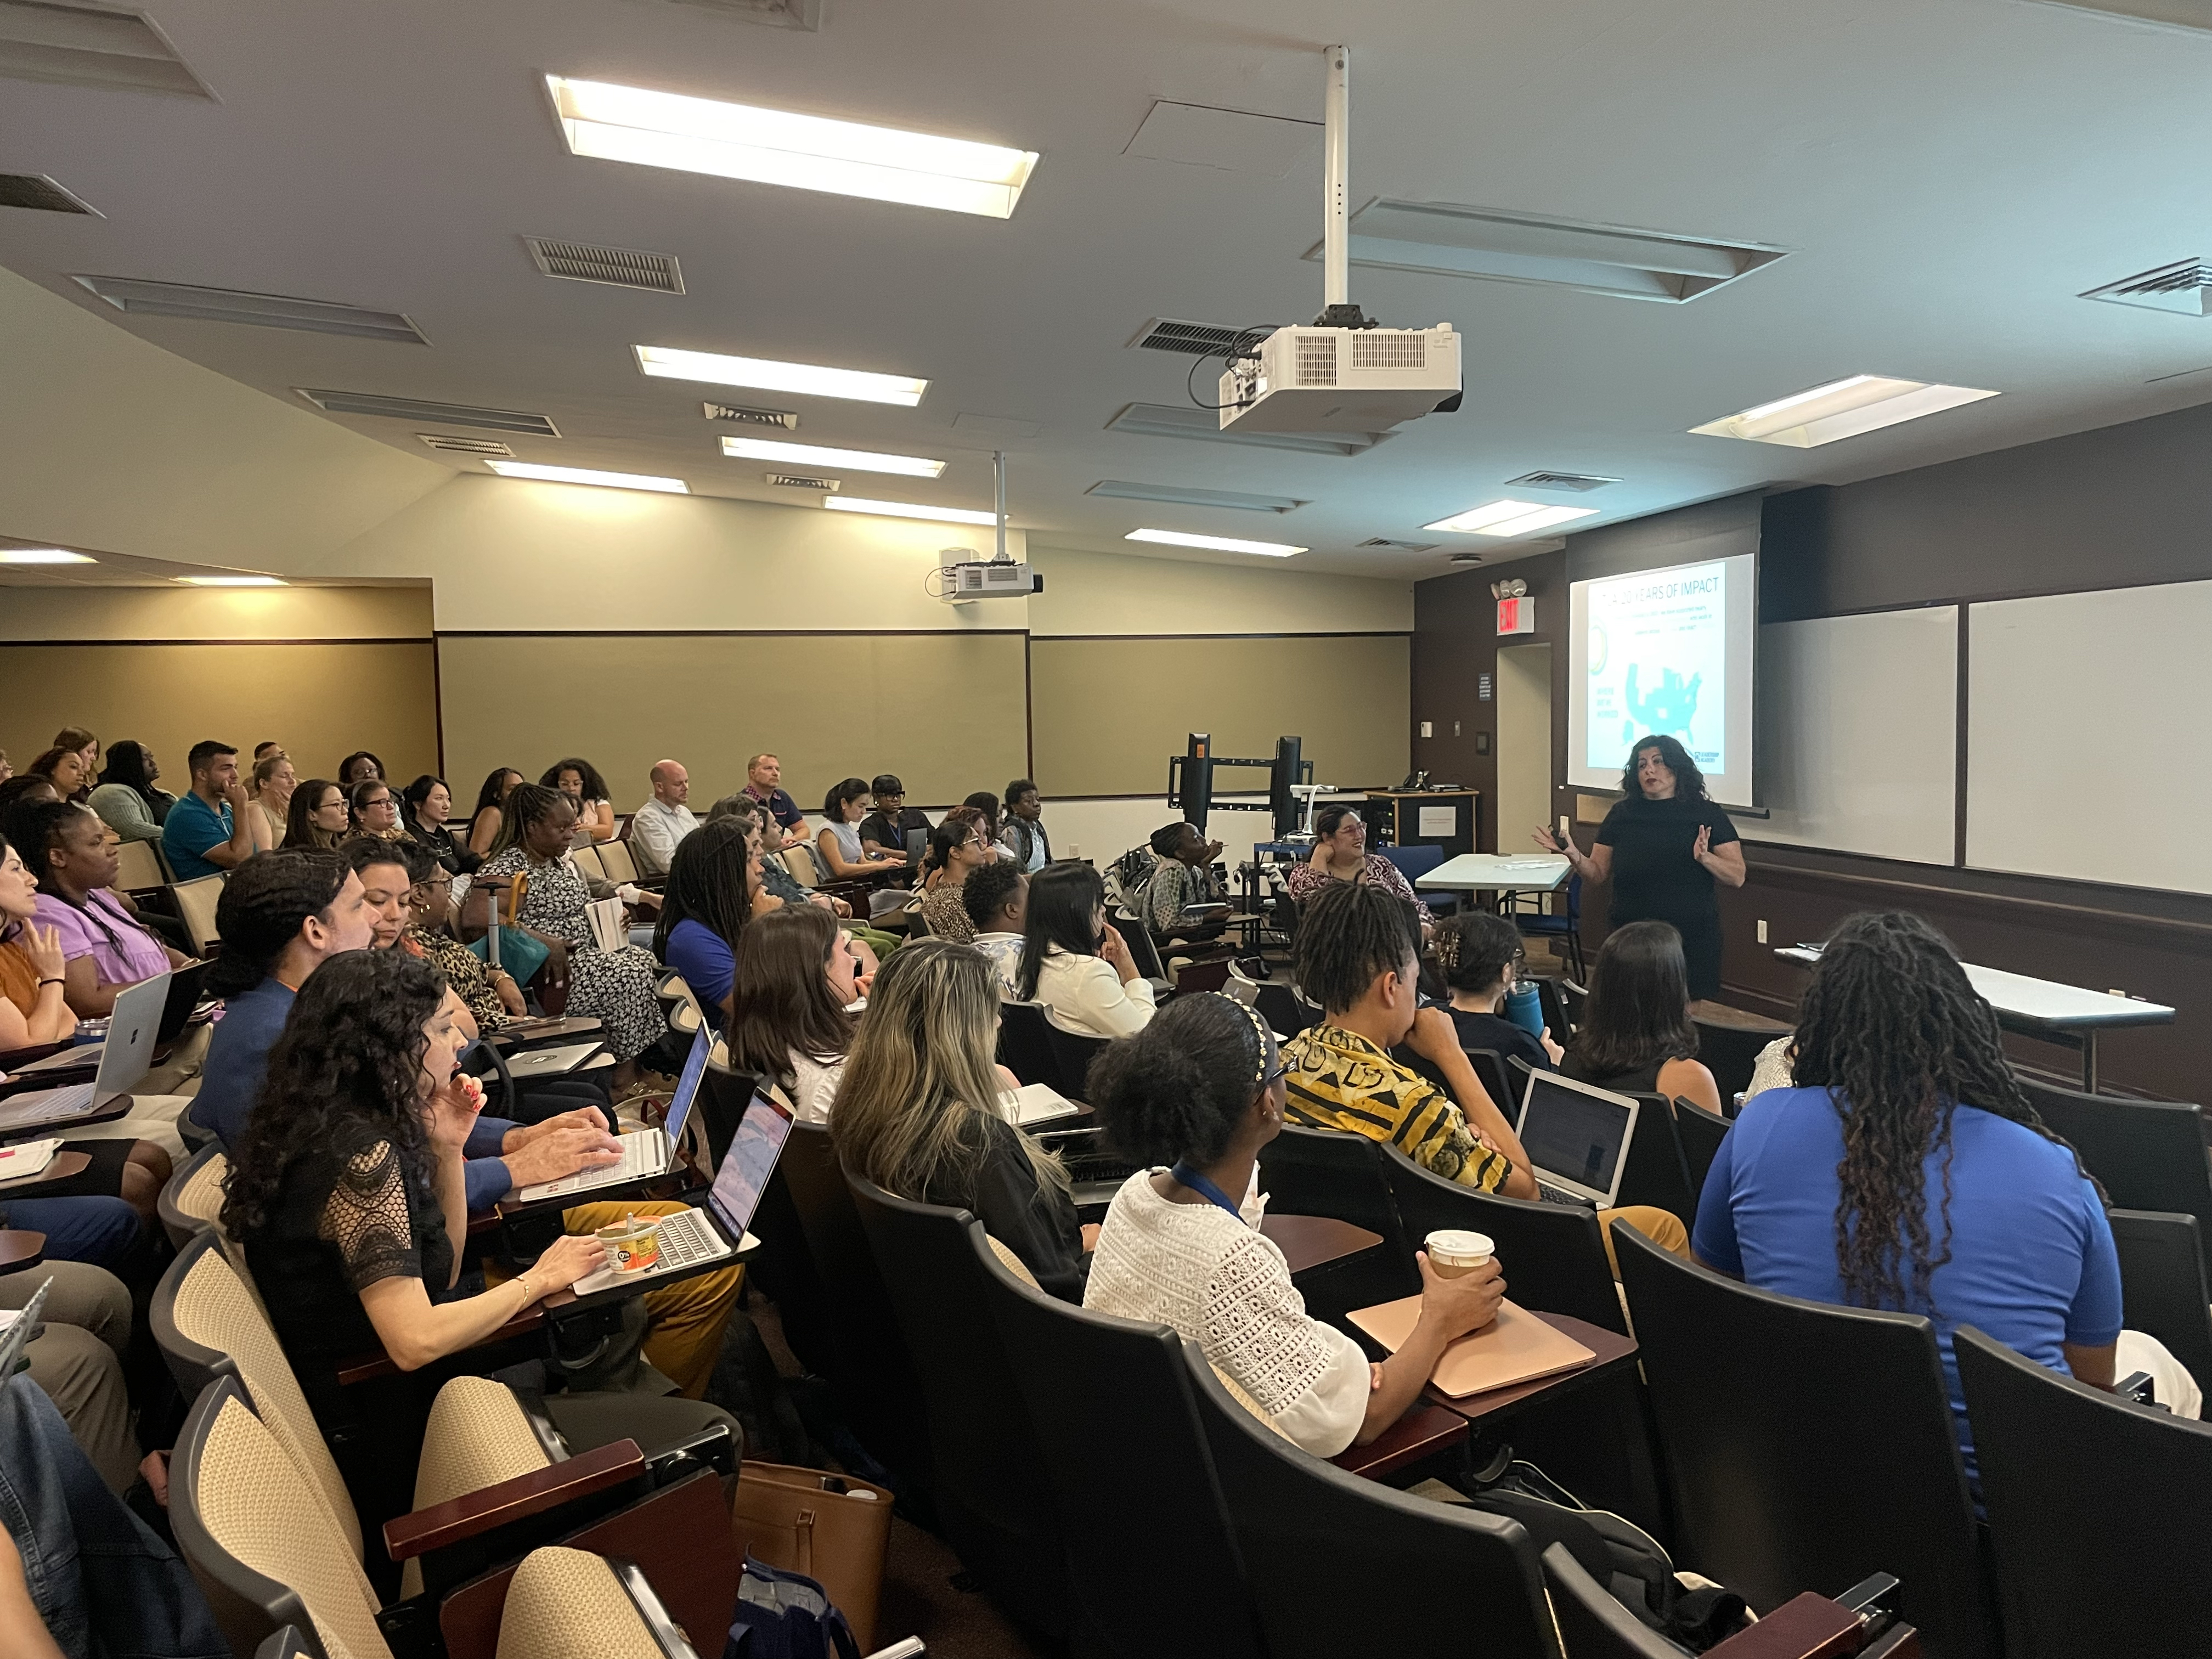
[1210,991,1276,1085]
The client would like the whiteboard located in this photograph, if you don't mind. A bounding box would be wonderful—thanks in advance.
[1751,607,1957,865]
[1967,580,2212,894]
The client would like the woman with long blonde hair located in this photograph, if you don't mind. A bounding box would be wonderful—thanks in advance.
[831,937,1086,1300]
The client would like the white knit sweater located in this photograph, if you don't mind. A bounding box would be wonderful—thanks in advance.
[1084,1171,1370,1457]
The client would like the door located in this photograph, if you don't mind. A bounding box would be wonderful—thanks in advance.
[1496,644,1554,854]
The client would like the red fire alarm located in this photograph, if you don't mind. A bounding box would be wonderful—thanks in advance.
[1497,596,1534,635]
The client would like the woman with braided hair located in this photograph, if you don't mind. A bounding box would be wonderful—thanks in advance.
[1693,910,2199,1482]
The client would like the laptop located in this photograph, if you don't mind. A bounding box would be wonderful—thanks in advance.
[0,972,170,1133]
[1513,1069,1641,1209]
[7,960,209,1079]
[904,827,927,867]
[504,1038,608,1080]
[568,1087,791,1295]
[514,1026,706,1202]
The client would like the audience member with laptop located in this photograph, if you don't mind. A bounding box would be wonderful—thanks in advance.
[12,799,196,1020]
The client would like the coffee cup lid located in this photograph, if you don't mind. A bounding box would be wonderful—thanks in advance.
[1425,1228,1493,1260]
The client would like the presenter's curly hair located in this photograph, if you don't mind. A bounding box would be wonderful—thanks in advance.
[220,949,448,1241]
[1620,733,1707,801]
[1792,911,2093,1316]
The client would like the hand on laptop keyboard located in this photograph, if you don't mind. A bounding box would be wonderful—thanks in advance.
[504,1125,624,1189]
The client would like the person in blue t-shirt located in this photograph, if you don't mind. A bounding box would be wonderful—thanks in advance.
[160,740,257,881]
[651,817,753,1020]
[1693,910,2199,1488]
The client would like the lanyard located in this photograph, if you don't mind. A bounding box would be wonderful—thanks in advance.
[1169,1161,1249,1224]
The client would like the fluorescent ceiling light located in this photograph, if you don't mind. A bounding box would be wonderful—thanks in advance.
[546,76,1039,218]
[635,345,926,407]
[1125,529,1306,557]
[177,575,286,586]
[1423,500,1599,537]
[824,497,997,526]
[1691,376,1999,448]
[719,436,944,477]
[0,548,95,564]
[484,460,689,494]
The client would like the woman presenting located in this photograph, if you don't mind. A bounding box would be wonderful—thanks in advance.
[1534,733,1745,1001]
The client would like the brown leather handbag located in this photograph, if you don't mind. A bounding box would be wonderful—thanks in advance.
[729,1460,895,1649]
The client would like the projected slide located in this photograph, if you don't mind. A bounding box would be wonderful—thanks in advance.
[1584,561,1728,772]
[1568,551,1757,807]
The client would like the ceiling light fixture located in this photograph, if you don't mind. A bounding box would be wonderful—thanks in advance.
[0,548,95,564]
[1690,375,1999,448]
[823,497,997,526]
[484,460,689,493]
[635,345,926,407]
[177,575,286,586]
[1423,500,1598,537]
[1125,529,1306,557]
[719,436,944,477]
[545,75,1039,218]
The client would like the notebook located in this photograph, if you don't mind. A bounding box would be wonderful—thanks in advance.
[1514,1069,1641,1208]
[1348,1295,1597,1398]
[0,1140,61,1186]
[0,973,168,1133]
[1001,1082,1081,1126]
[569,1087,791,1295]
[585,896,628,953]
[515,1026,707,1201]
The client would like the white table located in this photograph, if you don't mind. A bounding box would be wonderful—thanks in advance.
[1776,947,2175,1093]
[1415,854,1572,896]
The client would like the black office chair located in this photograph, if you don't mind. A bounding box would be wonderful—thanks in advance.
[1673,1098,1730,1207]
[1957,1323,2212,1659]
[1612,1222,1996,1659]
[1258,1122,1419,1300]
[1252,981,1314,1040]
[996,1000,1069,1093]
[1464,1047,1518,1119]
[1042,1012,1111,1100]
[1380,1142,1626,1335]
[1510,874,1585,980]
[2015,1077,2212,1248]
[2108,1209,2212,1398]
[844,1173,1071,1644]
[1690,1018,1786,1107]
[1620,1093,1700,1230]
[1184,1340,1560,1658]
[974,1227,1267,1659]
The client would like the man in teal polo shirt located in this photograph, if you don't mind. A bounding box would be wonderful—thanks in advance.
[161,740,256,881]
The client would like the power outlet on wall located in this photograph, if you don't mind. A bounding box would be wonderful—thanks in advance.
[1419,720,1434,738]
[1757,919,1769,944]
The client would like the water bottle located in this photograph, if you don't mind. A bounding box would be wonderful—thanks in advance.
[1505,980,1545,1040]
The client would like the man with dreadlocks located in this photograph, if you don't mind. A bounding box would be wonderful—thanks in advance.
[1693,910,2199,1486]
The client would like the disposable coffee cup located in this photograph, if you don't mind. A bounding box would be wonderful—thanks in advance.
[1425,1229,1494,1278]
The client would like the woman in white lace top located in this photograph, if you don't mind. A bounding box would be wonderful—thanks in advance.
[1083,994,1505,1457]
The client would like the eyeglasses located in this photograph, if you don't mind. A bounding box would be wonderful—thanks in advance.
[1260,1062,1289,1090]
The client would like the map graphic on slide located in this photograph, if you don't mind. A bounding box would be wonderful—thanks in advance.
[1585,558,1727,772]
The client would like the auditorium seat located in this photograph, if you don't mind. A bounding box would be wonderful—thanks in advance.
[1673,1098,1730,1205]
[2108,1209,2212,1398]
[2012,1077,2212,1251]
[1257,1122,1419,1301]
[1041,1006,1111,1099]
[996,1000,1070,1093]
[1463,1046,1516,1119]
[170,872,227,957]
[157,1141,230,1250]
[1690,1015,1786,1107]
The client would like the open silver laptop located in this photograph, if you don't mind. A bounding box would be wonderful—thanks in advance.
[515,1026,705,1202]
[0,972,168,1133]
[1514,1069,1640,1209]
[569,1086,791,1295]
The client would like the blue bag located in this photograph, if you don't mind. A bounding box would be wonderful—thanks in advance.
[721,1555,862,1659]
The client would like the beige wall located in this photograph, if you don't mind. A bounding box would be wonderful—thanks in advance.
[0,585,431,643]
[1026,544,1413,636]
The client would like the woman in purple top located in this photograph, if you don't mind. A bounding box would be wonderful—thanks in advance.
[18,801,191,1017]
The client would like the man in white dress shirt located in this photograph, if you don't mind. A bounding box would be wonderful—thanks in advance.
[627,759,699,877]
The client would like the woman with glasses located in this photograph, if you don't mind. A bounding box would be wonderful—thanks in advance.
[1427,910,1563,1071]
[916,807,991,943]
[282,778,351,850]
[348,777,409,843]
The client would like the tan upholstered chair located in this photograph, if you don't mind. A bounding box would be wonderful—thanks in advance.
[494,1548,692,1659]
[569,843,607,884]
[170,873,227,956]
[114,836,166,893]
[595,839,639,886]
[157,1142,230,1250]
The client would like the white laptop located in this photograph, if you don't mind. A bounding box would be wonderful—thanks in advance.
[515,1026,706,1202]
[569,1087,791,1295]
[1000,1082,1080,1127]
[0,973,168,1135]
[1513,1069,1641,1209]
[504,1039,608,1079]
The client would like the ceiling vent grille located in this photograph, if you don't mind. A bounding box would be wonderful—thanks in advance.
[524,237,684,293]
[417,433,515,456]
[1106,402,1391,457]
[2081,257,2212,316]
[0,171,97,213]
[75,276,429,343]
[765,472,839,490]
[703,401,798,430]
[0,1,214,97]
[1506,470,1620,493]
[1087,479,1304,512]
[1126,318,1257,356]
[1358,537,1438,552]
[296,388,561,436]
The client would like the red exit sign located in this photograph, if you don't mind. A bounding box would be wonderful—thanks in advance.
[1497,596,1535,635]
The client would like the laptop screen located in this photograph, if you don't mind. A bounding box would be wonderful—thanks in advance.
[1517,1074,1633,1195]
[707,1091,793,1241]
[663,1026,711,1147]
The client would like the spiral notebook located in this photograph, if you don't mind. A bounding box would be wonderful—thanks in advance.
[1347,1296,1596,1399]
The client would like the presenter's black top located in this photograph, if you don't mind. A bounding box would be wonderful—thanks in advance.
[1594,794,1740,998]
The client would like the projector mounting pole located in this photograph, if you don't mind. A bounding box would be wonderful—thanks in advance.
[993,449,1007,563]
[1316,45,1369,329]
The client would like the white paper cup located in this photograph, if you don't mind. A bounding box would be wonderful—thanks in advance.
[1425,1229,1494,1278]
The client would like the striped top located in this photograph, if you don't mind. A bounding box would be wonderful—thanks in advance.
[1279,1023,1509,1190]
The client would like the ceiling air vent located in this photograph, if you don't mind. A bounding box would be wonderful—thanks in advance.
[0,171,97,213]
[1126,318,1259,356]
[1506,470,1620,493]
[2080,257,2212,316]
[417,433,515,456]
[765,472,839,490]
[1358,537,1438,552]
[296,389,561,437]
[1107,402,1390,457]
[74,275,429,343]
[703,402,798,430]
[0,1,214,97]
[524,237,684,294]
[1087,480,1304,512]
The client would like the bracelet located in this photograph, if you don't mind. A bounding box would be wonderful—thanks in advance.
[515,1271,538,1304]
[37,978,63,988]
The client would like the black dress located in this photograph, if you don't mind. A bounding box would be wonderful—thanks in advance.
[1593,794,1739,1000]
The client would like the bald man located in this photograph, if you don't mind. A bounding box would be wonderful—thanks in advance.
[628,758,699,877]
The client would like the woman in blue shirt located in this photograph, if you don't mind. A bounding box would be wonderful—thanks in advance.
[651,817,755,1020]
[1694,911,2198,1483]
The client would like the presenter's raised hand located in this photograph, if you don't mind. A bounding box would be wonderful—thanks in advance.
[1532,827,1564,854]
[1693,824,1712,864]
